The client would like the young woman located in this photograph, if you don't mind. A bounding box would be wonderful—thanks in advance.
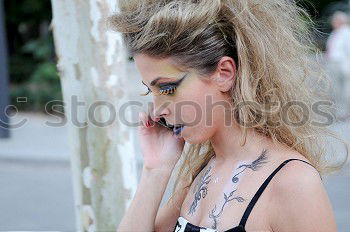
[109,0,348,231]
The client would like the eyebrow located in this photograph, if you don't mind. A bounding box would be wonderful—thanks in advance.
[151,77,164,86]
[142,73,189,87]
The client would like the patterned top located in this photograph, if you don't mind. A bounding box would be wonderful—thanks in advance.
[173,216,245,232]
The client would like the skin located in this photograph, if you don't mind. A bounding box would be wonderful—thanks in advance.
[117,54,337,232]
[331,12,349,30]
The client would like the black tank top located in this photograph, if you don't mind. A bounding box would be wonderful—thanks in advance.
[173,158,321,232]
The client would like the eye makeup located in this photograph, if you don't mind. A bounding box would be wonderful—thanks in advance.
[140,73,189,96]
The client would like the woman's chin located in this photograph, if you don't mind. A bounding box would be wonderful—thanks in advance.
[181,132,207,145]
[181,127,212,144]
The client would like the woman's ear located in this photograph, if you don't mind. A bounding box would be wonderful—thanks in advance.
[214,56,236,93]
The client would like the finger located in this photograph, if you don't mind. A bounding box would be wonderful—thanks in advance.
[146,105,160,127]
[138,112,148,127]
[142,111,154,128]
[147,103,157,121]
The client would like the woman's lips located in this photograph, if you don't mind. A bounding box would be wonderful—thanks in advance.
[158,118,185,136]
[173,125,185,136]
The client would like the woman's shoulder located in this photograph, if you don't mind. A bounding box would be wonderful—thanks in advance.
[270,155,322,195]
[268,149,321,195]
[267,152,336,231]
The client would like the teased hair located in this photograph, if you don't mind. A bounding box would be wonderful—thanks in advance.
[108,0,349,199]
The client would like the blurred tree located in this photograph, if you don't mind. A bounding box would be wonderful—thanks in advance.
[51,0,137,231]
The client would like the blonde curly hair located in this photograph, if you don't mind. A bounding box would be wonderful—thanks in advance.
[108,0,349,196]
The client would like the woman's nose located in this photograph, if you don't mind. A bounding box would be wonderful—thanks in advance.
[153,105,170,119]
[147,99,171,120]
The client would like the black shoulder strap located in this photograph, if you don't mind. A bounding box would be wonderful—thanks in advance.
[238,158,319,228]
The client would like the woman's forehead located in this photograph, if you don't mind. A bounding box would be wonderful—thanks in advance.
[134,54,187,78]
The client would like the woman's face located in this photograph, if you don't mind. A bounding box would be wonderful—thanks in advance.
[134,53,235,144]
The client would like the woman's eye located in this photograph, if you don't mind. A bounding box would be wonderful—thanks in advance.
[159,85,177,95]
[139,83,178,96]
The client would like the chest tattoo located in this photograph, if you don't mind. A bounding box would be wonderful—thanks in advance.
[208,149,268,229]
[188,165,213,215]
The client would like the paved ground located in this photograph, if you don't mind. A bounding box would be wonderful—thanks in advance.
[324,163,350,232]
[0,112,70,162]
[0,112,75,231]
[0,61,349,230]
[0,160,75,231]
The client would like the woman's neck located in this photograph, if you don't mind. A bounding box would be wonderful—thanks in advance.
[209,122,274,165]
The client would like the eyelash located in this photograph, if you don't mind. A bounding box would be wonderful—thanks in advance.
[140,85,177,96]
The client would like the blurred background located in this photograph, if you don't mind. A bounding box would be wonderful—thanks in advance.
[0,0,349,231]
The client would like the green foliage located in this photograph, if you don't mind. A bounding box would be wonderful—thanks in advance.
[300,0,349,18]
[22,39,53,60]
[5,0,63,113]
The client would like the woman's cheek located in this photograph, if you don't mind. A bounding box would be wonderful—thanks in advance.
[183,122,215,144]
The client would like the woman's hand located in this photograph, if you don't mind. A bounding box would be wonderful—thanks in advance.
[138,110,185,171]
